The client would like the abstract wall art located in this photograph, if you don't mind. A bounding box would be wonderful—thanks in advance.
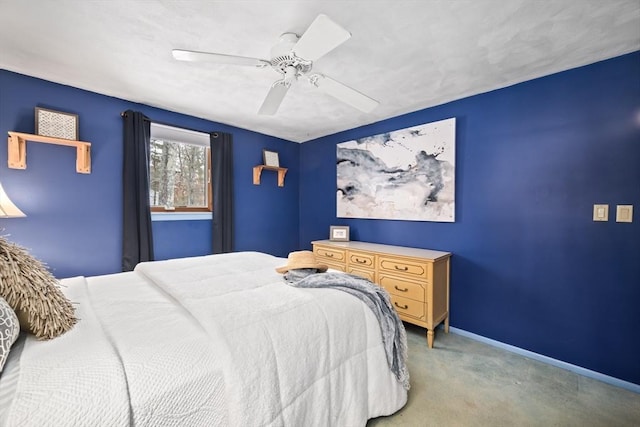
[337,117,455,222]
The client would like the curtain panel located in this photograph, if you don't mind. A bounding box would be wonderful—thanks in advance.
[210,132,234,254]
[122,110,154,271]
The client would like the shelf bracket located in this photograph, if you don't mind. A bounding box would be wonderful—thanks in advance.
[253,165,287,187]
[7,132,91,174]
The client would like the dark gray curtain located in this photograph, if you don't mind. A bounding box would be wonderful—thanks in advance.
[210,132,234,253]
[122,110,154,271]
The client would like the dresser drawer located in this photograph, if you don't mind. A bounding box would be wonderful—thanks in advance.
[314,246,346,263]
[379,274,425,302]
[348,266,375,282]
[348,251,375,268]
[390,294,425,320]
[378,256,428,279]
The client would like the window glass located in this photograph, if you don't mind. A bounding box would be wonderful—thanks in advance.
[149,124,211,212]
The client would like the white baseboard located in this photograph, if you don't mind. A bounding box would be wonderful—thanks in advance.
[447,326,640,394]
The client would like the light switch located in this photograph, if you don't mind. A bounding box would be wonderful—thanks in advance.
[593,204,609,221]
[616,205,633,223]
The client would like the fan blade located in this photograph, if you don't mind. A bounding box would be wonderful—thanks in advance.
[172,49,270,67]
[310,74,378,113]
[292,14,351,61]
[258,82,290,115]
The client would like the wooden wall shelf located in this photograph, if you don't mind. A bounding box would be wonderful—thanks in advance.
[7,132,91,174]
[253,165,287,187]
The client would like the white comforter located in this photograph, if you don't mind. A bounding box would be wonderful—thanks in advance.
[1,252,407,426]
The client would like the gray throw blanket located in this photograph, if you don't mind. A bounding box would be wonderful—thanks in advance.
[284,269,410,390]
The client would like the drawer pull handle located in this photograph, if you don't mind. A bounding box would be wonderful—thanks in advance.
[325,253,334,258]
[394,302,409,310]
[355,258,367,264]
[394,285,409,292]
[394,265,409,271]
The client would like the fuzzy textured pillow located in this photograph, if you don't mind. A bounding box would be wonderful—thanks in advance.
[0,296,19,371]
[0,236,76,340]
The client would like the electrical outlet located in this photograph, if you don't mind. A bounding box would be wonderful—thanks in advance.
[616,205,633,223]
[593,204,609,221]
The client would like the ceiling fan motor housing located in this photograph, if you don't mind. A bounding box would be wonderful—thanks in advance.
[270,33,312,76]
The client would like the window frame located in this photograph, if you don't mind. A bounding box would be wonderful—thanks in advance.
[148,123,212,213]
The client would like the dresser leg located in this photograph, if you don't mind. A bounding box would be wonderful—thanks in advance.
[427,329,434,348]
[444,315,450,333]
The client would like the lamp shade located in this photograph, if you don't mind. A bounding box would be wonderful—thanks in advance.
[0,182,25,218]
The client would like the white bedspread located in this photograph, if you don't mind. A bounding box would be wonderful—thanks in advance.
[0,252,407,426]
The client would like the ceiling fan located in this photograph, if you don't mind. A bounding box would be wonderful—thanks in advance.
[172,14,379,115]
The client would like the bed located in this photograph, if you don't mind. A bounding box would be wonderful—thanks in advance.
[0,251,408,426]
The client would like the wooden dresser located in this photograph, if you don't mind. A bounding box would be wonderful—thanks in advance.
[312,240,451,348]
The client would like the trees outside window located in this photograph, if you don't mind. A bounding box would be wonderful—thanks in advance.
[149,133,211,212]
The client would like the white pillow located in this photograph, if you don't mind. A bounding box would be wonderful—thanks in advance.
[0,296,19,372]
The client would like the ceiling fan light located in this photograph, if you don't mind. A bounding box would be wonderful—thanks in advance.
[282,66,298,84]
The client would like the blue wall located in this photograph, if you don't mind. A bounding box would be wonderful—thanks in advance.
[0,70,300,278]
[299,52,640,385]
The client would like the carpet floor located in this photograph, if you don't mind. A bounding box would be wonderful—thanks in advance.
[367,323,640,427]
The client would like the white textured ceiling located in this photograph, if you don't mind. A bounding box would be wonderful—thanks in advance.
[1,1,638,143]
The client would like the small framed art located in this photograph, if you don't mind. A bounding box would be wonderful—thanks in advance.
[263,149,280,167]
[330,226,350,242]
[35,107,79,140]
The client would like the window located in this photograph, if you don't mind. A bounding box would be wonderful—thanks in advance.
[149,123,211,212]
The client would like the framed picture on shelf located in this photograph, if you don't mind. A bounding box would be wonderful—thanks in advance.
[263,149,280,167]
[329,226,350,242]
[35,107,79,140]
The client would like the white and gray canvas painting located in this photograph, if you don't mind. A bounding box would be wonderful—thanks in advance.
[337,117,455,222]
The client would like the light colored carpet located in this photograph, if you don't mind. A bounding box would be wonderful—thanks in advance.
[368,323,640,427]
